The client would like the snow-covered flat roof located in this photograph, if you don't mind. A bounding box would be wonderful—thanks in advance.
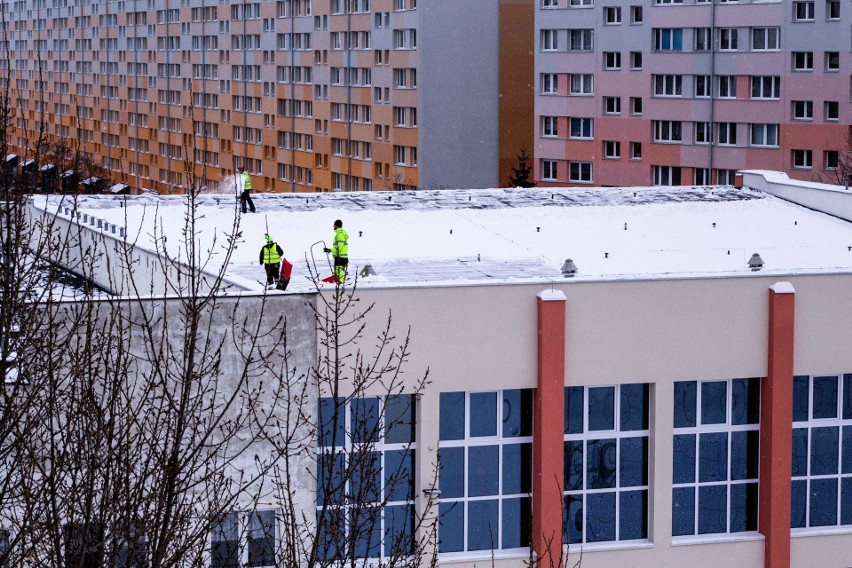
[31,185,852,292]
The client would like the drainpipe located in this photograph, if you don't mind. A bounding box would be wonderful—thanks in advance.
[708,0,717,181]
[346,4,353,192]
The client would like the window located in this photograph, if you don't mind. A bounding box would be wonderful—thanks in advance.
[541,0,558,7]
[695,122,711,145]
[604,96,621,114]
[793,52,814,71]
[210,511,275,568]
[439,390,533,552]
[695,75,711,98]
[604,140,621,159]
[751,27,779,50]
[630,97,643,115]
[827,0,840,19]
[716,76,736,99]
[791,375,852,529]
[630,142,642,160]
[541,29,558,51]
[694,28,711,51]
[653,166,681,185]
[570,118,593,139]
[568,29,593,51]
[568,162,593,183]
[716,169,737,185]
[792,100,814,120]
[825,52,839,71]
[751,76,780,99]
[630,51,642,69]
[542,116,559,137]
[750,124,779,147]
[654,28,683,51]
[541,73,558,94]
[654,120,682,143]
[654,75,682,97]
[825,101,839,121]
[694,168,711,185]
[672,379,760,537]
[570,74,593,95]
[542,160,558,181]
[793,149,813,169]
[603,52,621,70]
[604,6,621,23]
[317,395,417,561]
[793,1,815,20]
[718,28,738,51]
[717,123,737,145]
[563,384,649,544]
[825,151,839,170]
[570,0,592,6]
[630,5,643,23]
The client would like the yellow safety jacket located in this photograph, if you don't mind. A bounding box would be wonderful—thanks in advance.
[260,243,282,265]
[331,228,349,259]
[242,170,252,191]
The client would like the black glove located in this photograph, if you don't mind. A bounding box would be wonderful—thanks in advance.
[259,261,263,265]
[323,247,331,253]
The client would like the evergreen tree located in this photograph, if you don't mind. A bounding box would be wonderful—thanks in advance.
[507,148,536,188]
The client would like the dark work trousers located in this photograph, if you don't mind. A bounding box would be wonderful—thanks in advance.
[240,190,256,213]
[264,263,280,285]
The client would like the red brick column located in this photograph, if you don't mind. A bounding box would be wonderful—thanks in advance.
[533,290,566,566]
[760,282,795,568]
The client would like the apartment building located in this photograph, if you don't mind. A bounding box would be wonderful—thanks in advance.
[0,0,533,194]
[535,0,852,187]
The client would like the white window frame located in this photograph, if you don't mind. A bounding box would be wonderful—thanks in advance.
[792,149,813,169]
[749,123,779,147]
[568,161,593,183]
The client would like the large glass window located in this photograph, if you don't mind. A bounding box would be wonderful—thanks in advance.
[563,384,650,545]
[672,379,760,537]
[791,374,852,529]
[439,390,533,553]
[316,395,416,561]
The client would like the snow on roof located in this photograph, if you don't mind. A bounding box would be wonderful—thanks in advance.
[31,185,852,293]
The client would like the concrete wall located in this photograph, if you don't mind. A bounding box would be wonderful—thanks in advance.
[742,169,852,222]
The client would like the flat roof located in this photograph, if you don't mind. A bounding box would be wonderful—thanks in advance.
[31,185,852,292]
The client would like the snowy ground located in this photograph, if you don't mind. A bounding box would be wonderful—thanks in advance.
[30,185,852,293]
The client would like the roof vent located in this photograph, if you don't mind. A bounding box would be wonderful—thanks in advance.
[561,259,578,278]
[360,264,377,278]
[748,253,764,271]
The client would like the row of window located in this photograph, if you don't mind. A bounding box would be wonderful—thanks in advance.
[541,0,840,20]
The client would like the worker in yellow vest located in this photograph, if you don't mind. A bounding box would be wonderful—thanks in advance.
[322,219,349,284]
[259,234,283,287]
[236,166,256,213]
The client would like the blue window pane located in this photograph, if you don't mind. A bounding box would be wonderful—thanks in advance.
[317,452,345,506]
[501,497,531,549]
[468,499,499,550]
[619,490,648,540]
[731,378,760,425]
[469,445,499,496]
[438,502,464,553]
[842,478,852,525]
[793,376,810,422]
[351,505,380,559]
[701,381,727,425]
[588,387,615,431]
[439,447,465,499]
[730,482,758,532]
[619,436,648,487]
[844,374,852,419]
[673,29,683,50]
[698,485,727,535]
[620,383,649,431]
[470,392,498,437]
[586,492,616,542]
[316,507,346,562]
[813,376,839,419]
[843,426,852,474]
[384,449,414,501]
[809,478,838,527]
[563,495,583,545]
[350,451,380,504]
[352,397,380,444]
[672,487,695,536]
[565,386,584,434]
[674,381,697,428]
[385,394,415,444]
[384,505,415,557]
[586,439,617,489]
[730,430,760,480]
[440,392,465,441]
[673,434,696,484]
[503,389,533,438]
[564,440,583,491]
[810,426,839,476]
[319,397,344,448]
[792,428,809,477]
[502,443,532,495]
[698,432,728,483]
[791,480,807,528]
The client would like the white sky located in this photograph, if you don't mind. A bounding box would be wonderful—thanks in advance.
[32,185,852,293]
